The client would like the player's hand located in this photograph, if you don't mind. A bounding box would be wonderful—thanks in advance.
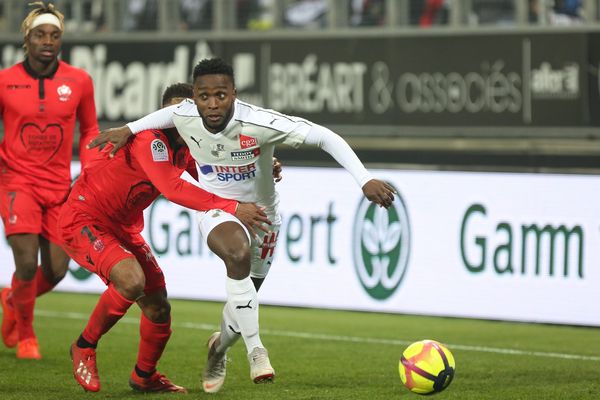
[87,126,133,157]
[235,203,272,239]
[272,157,283,183]
[362,179,397,209]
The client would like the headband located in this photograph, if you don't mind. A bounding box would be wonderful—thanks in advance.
[30,13,62,31]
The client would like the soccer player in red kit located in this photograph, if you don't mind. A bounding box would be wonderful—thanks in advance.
[58,82,270,393]
[0,2,98,359]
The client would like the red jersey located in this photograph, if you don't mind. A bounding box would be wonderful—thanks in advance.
[0,59,98,191]
[66,129,238,233]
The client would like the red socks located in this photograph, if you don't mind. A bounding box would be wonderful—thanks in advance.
[136,313,171,373]
[10,267,60,341]
[34,267,55,297]
[11,275,36,340]
[81,284,134,345]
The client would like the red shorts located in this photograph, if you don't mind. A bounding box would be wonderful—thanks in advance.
[0,184,68,243]
[57,205,165,293]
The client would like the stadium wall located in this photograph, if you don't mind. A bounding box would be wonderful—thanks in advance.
[1,29,599,129]
[0,163,598,327]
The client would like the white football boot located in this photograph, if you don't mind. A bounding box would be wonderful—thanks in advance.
[248,347,275,383]
[202,332,228,393]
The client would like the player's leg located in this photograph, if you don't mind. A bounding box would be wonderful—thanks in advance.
[36,201,72,296]
[37,238,69,293]
[58,211,142,392]
[0,187,69,355]
[128,239,186,393]
[6,233,42,358]
[0,187,44,357]
[70,257,141,392]
[197,209,273,392]
[205,219,262,352]
[216,227,281,358]
[244,227,280,383]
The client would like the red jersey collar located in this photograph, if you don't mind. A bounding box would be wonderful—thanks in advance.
[23,58,59,79]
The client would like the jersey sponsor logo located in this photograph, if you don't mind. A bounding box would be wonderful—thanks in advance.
[7,84,31,90]
[151,139,169,162]
[239,134,257,149]
[199,163,257,182]
[57,84,72,102]
[231,148,260,161]
[20,123,63,163]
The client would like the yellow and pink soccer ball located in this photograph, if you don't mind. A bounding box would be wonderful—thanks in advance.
[398,339,455,395]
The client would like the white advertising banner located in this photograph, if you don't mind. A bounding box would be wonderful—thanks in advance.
[0,166,598,326]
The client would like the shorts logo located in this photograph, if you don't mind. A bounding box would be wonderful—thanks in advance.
[151,139,169,162]
[57,84,72,102]
[81,226,105,253]
[239,134,257,149]
[93,239,105,252]
[260,232,278,259]
[231,148,260,161]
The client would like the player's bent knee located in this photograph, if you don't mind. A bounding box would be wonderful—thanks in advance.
[221,247,250,266]
[50,271,67,285]
[110,258,146,300]
[142,300,171,323]
[13,260,38,280]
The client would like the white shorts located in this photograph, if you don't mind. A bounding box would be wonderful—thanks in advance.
[196,209,281,279]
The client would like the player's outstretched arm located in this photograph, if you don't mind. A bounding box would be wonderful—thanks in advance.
[87,126,133,157]
[235,203,272,239]
[362,179,397,209]
[88,104,179,157]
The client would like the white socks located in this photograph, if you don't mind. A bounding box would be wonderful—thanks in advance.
[224,276,263,353]
[216,302,241,353]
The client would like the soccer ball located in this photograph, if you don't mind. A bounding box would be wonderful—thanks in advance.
[398,339,455,395]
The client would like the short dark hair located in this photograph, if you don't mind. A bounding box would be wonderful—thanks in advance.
[192,58,235,86]
[161,82,193,106]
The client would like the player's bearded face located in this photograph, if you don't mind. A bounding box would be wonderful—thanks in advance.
[193,74,236,133]
[27,25,62,64]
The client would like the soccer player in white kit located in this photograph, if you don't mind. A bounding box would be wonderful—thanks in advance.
[89,58,397,393]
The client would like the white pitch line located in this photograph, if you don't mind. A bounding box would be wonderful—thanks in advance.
[35,309,600,362]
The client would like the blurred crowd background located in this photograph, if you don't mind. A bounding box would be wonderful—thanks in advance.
[0,0,591,33]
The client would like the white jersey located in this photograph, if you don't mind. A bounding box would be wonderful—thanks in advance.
[175,99,309,216]
[127,98,373,221]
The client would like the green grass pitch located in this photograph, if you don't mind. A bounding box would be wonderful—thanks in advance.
[0,291,599,399]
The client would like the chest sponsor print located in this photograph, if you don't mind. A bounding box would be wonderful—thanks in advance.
[239,134,257,149]
[231,148,260,161]
[199,162,257,182]
[19,123,64,163]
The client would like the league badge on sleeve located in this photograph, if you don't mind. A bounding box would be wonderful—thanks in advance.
[151,139,169,162]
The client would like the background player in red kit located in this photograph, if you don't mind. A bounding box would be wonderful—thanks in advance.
[0,2,98,359]
[58,83,270,393]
